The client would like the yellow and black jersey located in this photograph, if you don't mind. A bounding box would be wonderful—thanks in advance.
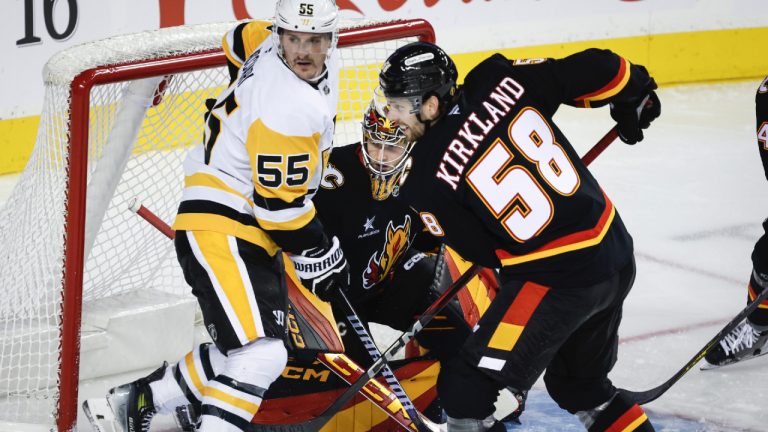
[757,75,768,182]
[172,27,340,255]
[398,49,649,288]
[222,20,273,83]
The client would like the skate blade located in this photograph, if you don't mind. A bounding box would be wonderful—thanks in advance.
[83,398,118,432]
[418,414,446,432]
[700,349,768,370]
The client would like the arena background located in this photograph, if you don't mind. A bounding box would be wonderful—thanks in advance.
[0,0,766,174]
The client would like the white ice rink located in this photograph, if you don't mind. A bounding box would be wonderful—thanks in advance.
[1,79,766,431]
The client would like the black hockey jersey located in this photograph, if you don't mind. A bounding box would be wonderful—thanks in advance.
[397,49,651,288]
[314,144,436,299]
[757,75,768,182]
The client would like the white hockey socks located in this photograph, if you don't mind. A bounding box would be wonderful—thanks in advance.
[148,363,189,414]
[198,337,288,431]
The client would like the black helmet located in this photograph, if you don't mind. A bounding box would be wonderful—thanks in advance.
[379,41,457,113]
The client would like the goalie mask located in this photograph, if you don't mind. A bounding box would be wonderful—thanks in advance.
[361,98,414,201]
[273,0,339,81]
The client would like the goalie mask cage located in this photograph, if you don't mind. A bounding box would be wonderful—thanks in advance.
[0,19,434,431]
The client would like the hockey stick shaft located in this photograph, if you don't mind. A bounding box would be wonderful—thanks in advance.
[301,263,483,430]
[128,198,176,240]
[313,352,422,431]
[130,201,423,431]
[581,127,618,166]
[623,286,768,405]
[336,290,434,431]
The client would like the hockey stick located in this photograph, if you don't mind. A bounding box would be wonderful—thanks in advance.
[623,286,768,405]
[129,202,429,431]
[581,127,619,166]
[335,289,437,432]
[298,263,483,431]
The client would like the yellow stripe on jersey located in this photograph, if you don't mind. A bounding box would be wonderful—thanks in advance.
[184,351,206,395]
[222,20,272,69]
[184,172,255,207]
[205,386,261,413]
[242,21,272,58]
[575,57,631,108]
[488,323,525,351]
[193,231,262,341]
[173,213,279,256]
[248,118,321,201]
[257,205,317,231]
[498,205,616,266]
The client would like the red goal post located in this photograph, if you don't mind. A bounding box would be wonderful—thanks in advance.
[0,19,433,431]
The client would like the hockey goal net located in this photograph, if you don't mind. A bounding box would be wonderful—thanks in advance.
[0,19,434,431]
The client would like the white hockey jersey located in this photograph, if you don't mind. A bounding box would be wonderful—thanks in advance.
[172,26,340,256]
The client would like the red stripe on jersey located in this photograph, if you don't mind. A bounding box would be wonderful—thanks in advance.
[500,282,549,327]
[495,191,615,264]
[605,403,647,432]
[748,282,768,308]
[574,57,630,107]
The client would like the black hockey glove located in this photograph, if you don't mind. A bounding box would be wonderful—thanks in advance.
[610,78,661,144]
[290,236,350,302]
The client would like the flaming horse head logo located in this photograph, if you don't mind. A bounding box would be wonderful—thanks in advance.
[362,216,412,289]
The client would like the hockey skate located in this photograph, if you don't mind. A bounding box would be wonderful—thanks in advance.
[103,362,167,432]
[702,320,768,369]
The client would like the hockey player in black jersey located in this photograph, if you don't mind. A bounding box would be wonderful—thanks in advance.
[704,75,768,368]
[376,42,661,431]
[314,101,499,366]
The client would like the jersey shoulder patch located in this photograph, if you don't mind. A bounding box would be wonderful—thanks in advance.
[511,58,548,66]
[223,20,272,69]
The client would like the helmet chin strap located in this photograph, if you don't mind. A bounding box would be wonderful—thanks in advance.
[414,93,444,131]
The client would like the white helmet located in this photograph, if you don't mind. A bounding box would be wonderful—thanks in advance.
[273,0,340,64]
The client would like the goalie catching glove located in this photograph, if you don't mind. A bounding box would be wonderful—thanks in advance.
[290,236,350,302]
[610,72,661,145]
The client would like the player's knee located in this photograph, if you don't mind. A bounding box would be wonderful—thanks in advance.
[198,338,287,428]
[575,391,655,432]
[437,356,501,420]
[225,337,288,388]
[543,371,615,414]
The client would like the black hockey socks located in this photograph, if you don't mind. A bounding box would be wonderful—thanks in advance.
[580,391,654,432]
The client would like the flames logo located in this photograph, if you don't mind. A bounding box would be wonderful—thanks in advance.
[362,216,412,289]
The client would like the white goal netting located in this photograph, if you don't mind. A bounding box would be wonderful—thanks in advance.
[0,19,432,429]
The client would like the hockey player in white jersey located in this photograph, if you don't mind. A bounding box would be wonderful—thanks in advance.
[83,1,348,431]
